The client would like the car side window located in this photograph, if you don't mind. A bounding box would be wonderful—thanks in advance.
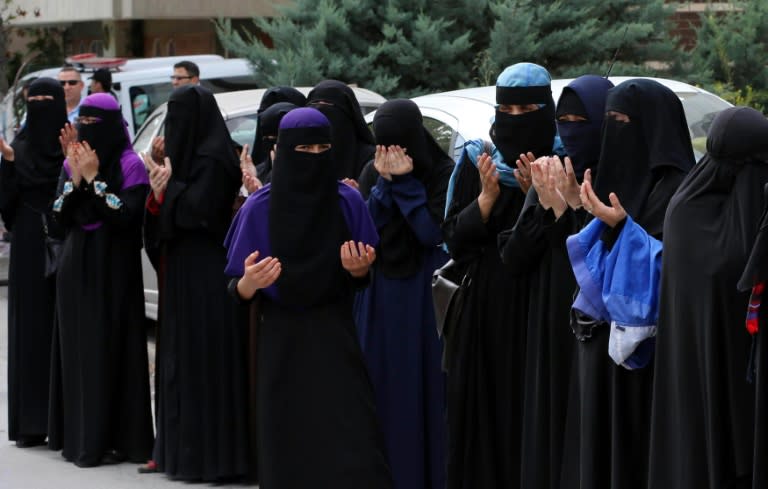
[226,115,259,150]
[129,84,174,132]
[133,113,164,155]
[422,117,456,159]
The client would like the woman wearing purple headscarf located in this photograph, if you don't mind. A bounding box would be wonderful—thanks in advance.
[224,107,391,489]
[47,93,153,467]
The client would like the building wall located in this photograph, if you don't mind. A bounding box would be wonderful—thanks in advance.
[10,0,290,24]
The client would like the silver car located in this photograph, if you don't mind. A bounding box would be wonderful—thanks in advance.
[135,86,387,321]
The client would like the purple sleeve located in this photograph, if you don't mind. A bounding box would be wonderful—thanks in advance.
[224,186,273,278]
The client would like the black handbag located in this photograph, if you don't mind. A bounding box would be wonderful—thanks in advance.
[432,258,477,340]
[41,213,63,278]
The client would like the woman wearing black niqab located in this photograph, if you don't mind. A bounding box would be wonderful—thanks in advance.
[497,74,613,489]
[649,107,768,489]
[307,79,376,180]
[224,107,391,489]
[354,99,454,489]
[567,78,695,489]
[443,62,558,489]
[0,77,67,447]
[47,93,153,467]
[143,84,248,481]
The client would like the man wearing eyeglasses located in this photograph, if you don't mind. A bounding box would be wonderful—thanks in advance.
[57,66,85,124]
[170,61,200,88]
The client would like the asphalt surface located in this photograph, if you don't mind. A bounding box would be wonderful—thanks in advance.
[0,247,255,488]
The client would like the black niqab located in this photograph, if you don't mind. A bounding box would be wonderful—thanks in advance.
[76,103,127,191]
[307,80,375,180]
[250,86,306,162]
[490,85,556,164]
[253,102,298,183]
[268,108,350,307]
[593,79,695,234]
[359,99,454,278]
[13,78,68,187]
[164,85,240,182]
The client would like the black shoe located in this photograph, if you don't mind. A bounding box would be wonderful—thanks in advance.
[100,449,128,465]
[15,435,46,448]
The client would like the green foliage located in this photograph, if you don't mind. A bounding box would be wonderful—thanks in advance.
[484,0,678,79]
[685,2,768,113]
[215,0,491,97]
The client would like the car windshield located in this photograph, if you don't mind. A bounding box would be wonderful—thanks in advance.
[226,114,259,150]
[677,91,731,159]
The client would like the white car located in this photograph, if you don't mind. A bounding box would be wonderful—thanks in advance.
[365,77,732,162]
[137,86,388,321]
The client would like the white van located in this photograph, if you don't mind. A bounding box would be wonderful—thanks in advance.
[0,55,259,141]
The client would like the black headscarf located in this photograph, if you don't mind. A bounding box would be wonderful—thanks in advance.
[593,78,695,234]
[76,93,128,191]
[13,77,68,188]
[269,107,350,307]
[359,99,454,278]
[307,80,375,180]
[254,102,298,184]
[713,107,768,290]
[250,86,306,163]
[164,85,240,182]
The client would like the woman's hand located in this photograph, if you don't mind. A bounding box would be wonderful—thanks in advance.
[240,144,257,177]
[342,178,359,190]
[580,168,627,228]
[0,137,14,162]
[514,151,536,194]
[555,156,582,210]
[236,251,282,300]
[74,141,99,183]
[142,153,172,201]
[58,123,77,157]
[150,136,165,164]
[373,145,391,180]
[242,170,262,194]
[68,143,82,186]
[387,145,413,176]
[341,240,376,278]
[531,157,567,218]
[477,152,499,223]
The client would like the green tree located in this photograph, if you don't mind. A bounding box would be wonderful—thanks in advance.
[685,1,768,112]
[483,0,679,79]
[215,0,492,97]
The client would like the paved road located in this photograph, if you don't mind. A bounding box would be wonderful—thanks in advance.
[0,251,254,488]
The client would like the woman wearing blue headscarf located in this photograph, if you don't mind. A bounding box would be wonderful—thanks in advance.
[442,62,560,489]
[497,74,613,489]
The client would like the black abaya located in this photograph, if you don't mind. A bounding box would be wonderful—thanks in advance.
[146,85,248,481]
[443,160,530,489]
[649,107,768,489]
[48,178,154,466]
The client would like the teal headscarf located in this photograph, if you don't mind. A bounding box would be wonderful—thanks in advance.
[445,62,562,216]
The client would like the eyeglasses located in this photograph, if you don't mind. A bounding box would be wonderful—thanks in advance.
[59,80,80,86]
[170,75,192,81]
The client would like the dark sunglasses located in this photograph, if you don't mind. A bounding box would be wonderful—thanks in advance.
[170,75,192,81]
[59,80,80,86]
